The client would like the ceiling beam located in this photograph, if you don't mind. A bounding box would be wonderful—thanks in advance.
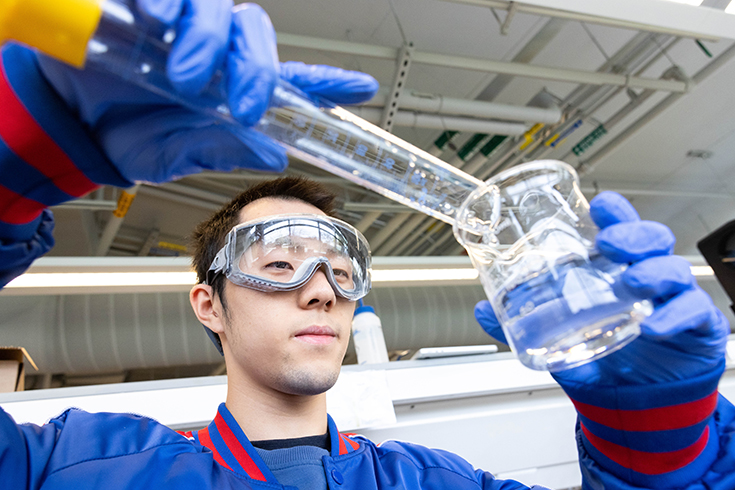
[364,90,562,124]
[437,0,734,41]
[277,33,689,92]
[52,200,117,211]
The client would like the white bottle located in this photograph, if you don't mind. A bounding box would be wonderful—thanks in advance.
[351,305,390,364]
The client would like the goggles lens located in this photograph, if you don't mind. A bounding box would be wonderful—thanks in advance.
[209,214,371,299]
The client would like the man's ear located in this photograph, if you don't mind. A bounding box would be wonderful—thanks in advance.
[190,283,225,335]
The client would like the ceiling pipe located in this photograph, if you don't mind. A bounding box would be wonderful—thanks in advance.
[52,200,118,211]
[515,56,668,169]
[578,40,735,176]
[277,34,689,93]
[374,214,431,256]
[368,213,413,250]
[347,107,529,135]
[401,222,449,256]
[421,227,462,256]
[137,186,221,212]
[343,202,420,213]
[353,211,383,234]
[95,184,140,257]
[579,187,735,200]
[435,0,727,41]
[363,90,562,124]
[474,35,681,179]
[558,33,658,115]
[434,34,659,193]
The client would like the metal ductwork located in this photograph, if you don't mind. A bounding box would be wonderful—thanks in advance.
[347,106,529,135]
[363,90,562,124]
[0,285,490,375]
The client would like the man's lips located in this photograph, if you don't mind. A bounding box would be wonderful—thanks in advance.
[294,326,337,345]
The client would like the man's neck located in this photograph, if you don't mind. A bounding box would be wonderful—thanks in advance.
[224,379,329,442]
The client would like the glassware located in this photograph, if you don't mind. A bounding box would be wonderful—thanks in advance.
[453,160,652,371]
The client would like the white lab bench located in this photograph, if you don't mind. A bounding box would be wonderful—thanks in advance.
[2,347,735,489]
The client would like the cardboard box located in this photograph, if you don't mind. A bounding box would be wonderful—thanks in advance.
[0,347,37,393]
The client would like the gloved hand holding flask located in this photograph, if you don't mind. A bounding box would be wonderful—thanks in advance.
[475,190,729,382]
[475,191,732,488]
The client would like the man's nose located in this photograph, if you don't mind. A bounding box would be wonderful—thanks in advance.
[298,265,337,309]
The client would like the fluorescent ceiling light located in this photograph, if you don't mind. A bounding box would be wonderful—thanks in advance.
[662,0,703,5]
[726,0,735,13]
[5,272,198,289]
[2,264,713,291]
[3,269,482,290]
[371,268,479,283]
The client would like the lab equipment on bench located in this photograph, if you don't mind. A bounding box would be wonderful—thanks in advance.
[352,304,389,365]
[0,0,651,371]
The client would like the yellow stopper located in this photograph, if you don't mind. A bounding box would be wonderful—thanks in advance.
[0,0,102,67]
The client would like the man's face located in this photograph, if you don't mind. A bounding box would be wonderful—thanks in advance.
[217,198,356,397]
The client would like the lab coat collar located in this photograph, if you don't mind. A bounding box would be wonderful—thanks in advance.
[195,403,360,482]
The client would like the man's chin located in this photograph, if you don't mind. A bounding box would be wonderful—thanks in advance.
[280,369,340,396]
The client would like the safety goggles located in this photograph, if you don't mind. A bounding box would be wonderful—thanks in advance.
[206,214,372,300]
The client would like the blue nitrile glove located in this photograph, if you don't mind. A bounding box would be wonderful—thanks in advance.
[34,0,379,184]
[475,191,730,384]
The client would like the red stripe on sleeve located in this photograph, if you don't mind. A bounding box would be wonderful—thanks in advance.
[0,62,98,198]
[571,391,717,432]
[213,413,267,481]
[0,183,45,225]
[581,422,710,475]
[197,427,233,471]
[338,433,348,455]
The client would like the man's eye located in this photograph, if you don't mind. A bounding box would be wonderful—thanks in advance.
[265,261,293,270]
[334,268,350,279]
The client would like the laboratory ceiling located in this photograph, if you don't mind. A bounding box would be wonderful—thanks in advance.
[48,0,735,262]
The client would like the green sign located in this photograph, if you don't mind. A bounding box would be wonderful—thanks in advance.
[572,124,607,156]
